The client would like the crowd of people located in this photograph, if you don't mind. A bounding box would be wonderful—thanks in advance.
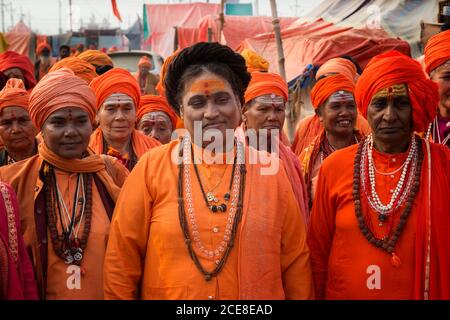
[0,27,448,300]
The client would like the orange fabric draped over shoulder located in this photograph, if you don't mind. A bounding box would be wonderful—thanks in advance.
[29,68,96,129]
[316,57,358,83]
[0,78,29,110]
[244,71,288,103]
[137,95,178,129]
[90,68,140,109]
[355,50,439,133]
[77,50,113,67]
[310,73,355,109]
[0,51,36,90]
[49,56,98,84]
[424,30,450,75]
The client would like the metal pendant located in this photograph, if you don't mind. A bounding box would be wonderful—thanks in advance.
[65,254,74,265]
[207,192,215,202]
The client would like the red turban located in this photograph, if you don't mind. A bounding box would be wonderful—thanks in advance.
[355,50,439,133]
[36,43,51,56]
[0,51,36,90]
[49,56,98,84]
[310,73,355,109]
[90,68,140,109]
[244,71,288,104]
[138,56,151,68]
[424,30,450,75]
[78,50,113,67]
[0,78,29,110]
[137,95,178,129]
[316,57,358,84]
[29,68,96,129]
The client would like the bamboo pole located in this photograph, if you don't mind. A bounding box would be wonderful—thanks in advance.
[218,0,226,44]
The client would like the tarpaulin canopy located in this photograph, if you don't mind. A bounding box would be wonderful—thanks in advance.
[236,18,410,83]
[5,21,32,56]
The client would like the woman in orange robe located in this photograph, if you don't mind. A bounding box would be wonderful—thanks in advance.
[0,68,129,299]
[104,42,314,300]
[308,51,450,300]
[89,68,160,171]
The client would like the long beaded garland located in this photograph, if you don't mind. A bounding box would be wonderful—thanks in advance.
[353,136,423,267]
[177,136,246,281]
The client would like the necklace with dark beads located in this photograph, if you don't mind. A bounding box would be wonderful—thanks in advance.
[44,164,93,266]
[353,136,423,267]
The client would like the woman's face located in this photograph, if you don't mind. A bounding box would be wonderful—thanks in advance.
[138,112,173,144]
[243,94,286,133]
[0,106,37,153]
[319,91,357,137]
[430,62,450,115]
[180,71,241,148]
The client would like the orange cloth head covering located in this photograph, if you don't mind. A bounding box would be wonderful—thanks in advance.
[36,43,51,56]
[49,56,98,84]
[310,73,355,109]
[241,49,270,73]
[29,68,96,129]
[137,95,178,129]
[424,29,450,75]
[315,57,358,83]
[138,56,151,68]
[0,51,37,90]
[0,78,29,110]
[90,68,140,110]
[244,71,288,104]
[156,49,181,97]
[77,49,113,67]
[355,50,439,133]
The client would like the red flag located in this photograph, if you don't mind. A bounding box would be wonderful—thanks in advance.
[111,0,122,22]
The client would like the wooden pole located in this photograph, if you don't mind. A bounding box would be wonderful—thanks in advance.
[270,0,286,81]
[218,0,226,44]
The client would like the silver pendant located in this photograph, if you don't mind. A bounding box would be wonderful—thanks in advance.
[207,192,215,202]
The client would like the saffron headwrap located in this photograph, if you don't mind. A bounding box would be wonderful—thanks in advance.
[89,68,140,110]
[355,50,439,133]
[49,56,98,84]
[315,57,358,84]
[137,95,178,129]
[244,71,288,104]
[138,56,152,68]
[36,43,51,56]
[424,30,450,75]
[310,73,355,109]
[0,51,36,90]
[0,78,29,110]
[29,68,96,129]
[77,49,113,67]
[240,49,270,73]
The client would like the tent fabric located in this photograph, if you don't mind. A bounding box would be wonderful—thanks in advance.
[236,18,410,83]
[305,0,439,57]
[5,21,32,56]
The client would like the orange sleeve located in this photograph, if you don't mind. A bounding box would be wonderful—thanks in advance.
[279,166,314,300]
[307,165,336,299]
[103,152,153,300]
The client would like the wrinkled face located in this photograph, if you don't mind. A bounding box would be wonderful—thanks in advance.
[97,93,136,143]
[367,84,412,145]
[0,106,36,152]
[243,94,286,135]
[138,111,173,144]
[41,107,93,159]
[318,91,357,137]
[430,61,450,113]
[180,71,241,148]
[3,68,25,83]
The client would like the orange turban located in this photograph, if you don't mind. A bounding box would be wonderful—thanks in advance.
[137,95,178,129]
[310,74,355,109]
[355,50,439,133]
[156,49,181,97]
[315,57,358,83]
[424,30,450,75]
[36,43,51,56]
[138,56,151,68]
[29,68,96,129]
[0,78,29,110]
[49,56,98,84]
[241,49,270,73]
[244,71,288,104]
[89,68,140,109]
[0,51,36,90]
[77,49,113,67]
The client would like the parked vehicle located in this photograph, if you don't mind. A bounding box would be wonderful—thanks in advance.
[108,50,163,76]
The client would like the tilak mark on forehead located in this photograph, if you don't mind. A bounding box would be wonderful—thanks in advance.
[373,84,408,102]
[190,79,225,97]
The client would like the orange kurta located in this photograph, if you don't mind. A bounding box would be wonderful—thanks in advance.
[104,140,313,300]
[308,140,450,299]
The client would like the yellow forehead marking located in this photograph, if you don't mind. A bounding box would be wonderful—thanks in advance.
[373,84,408,99]
[190,79,226,95]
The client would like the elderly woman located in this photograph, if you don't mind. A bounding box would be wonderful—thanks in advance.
[308,51,450,300]
[89,68,160,171]
[104,42,313,300]
[0,68,129,300]
[0,79,38,166]
[424,29,450,147]
[0,51,36,91]
[136,95,178,144]
[299,74,363,208]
